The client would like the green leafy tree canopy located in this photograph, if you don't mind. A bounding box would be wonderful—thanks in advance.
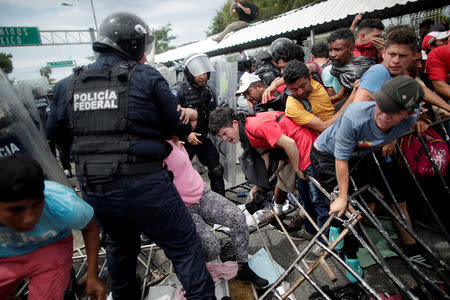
[154,23,177,54]
[207,0,321,36]
[0,52,13,74]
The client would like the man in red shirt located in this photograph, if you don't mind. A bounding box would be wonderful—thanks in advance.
[426,43,450,100]
[209,108,330,261]
[353,19,385,62]
[209,107,315,183]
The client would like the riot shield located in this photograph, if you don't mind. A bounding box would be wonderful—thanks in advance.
[155,64,176,87]
[0,71,71,187]
[211,60,238,186]
[12,81,46,139]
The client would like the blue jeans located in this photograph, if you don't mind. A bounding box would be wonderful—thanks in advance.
[297,165,330,239]
[84,171,215,300]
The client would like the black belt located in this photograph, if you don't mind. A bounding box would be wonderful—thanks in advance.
[77,161,163,177]
[85,174,150,193]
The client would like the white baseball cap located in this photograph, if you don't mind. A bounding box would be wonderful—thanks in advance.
[235,72,261,96]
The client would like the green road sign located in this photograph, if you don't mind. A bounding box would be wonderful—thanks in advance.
[0,27,41,47]
[47,60,76,68]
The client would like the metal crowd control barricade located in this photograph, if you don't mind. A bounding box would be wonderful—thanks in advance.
[72,243,168,300]
[256,118,450,299]
[60,119,449,299]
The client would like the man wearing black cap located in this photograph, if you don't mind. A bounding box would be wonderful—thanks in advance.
[309,76,427,281]
[312,76,426,217]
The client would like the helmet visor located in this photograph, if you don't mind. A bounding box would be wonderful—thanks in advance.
[185,54,215,76]
[144,30,155,62]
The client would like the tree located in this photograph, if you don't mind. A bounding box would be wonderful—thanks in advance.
[0,52,13,74]
[40,66,52,81]
[154,23,177,54]
[207,0,321,36]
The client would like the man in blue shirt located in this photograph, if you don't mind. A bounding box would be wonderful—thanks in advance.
[312,76,425,216]
[0,155,106,299]
[310,76,426,281]
[354,26,417,102]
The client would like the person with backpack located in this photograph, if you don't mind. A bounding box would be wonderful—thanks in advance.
[212,0,258,43]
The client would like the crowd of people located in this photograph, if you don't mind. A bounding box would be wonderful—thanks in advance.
[0,8,449,300]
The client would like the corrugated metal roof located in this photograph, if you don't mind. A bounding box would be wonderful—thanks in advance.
[155,0,432,63]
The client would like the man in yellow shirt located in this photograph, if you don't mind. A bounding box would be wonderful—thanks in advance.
[282,60,355,253]
[284,60,352,134]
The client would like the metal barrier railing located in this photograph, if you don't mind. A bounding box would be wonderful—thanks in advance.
[13,119,448,299]
[258,117,450,299]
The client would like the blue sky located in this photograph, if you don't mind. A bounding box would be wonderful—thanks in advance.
[0,0,224,82]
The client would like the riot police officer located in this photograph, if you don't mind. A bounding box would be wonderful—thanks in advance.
[254,51,281,88]
[31,84,50,127]
[237,51,256,83]
[172,53,225,195]
[174,62,185,84]
[44,85,73,177]
[47,12,215,299]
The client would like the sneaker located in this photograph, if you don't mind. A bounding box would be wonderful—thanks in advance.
[345,256,363,282]
[273,202,284,215]
[305,244,324,262]
[272,200,290,214]
[282,201,291,212]
[329,226,344,250]
[290,228,314,240]
[64,169,73,178]
[287,213,306,232]
[237,262,269,288]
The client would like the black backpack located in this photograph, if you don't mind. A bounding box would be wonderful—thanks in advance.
[247,2,259,21]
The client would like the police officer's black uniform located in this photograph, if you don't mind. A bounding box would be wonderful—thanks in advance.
[46,12,215,300]
[172,53,225,195]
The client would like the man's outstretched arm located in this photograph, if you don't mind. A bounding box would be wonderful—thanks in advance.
[82,218,107,300]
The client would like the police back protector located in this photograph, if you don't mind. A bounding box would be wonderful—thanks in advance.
[67,62,161,177]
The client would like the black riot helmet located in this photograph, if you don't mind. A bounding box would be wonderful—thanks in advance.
[237,52,256,72]
[183,53,215,84]
[93,12,154,61]
[267,37,294,58]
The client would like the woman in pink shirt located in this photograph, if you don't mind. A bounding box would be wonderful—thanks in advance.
[164,135,268,288]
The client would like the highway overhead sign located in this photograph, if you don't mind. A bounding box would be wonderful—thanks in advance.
[47,60,76,68]
[0,27,41,47]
